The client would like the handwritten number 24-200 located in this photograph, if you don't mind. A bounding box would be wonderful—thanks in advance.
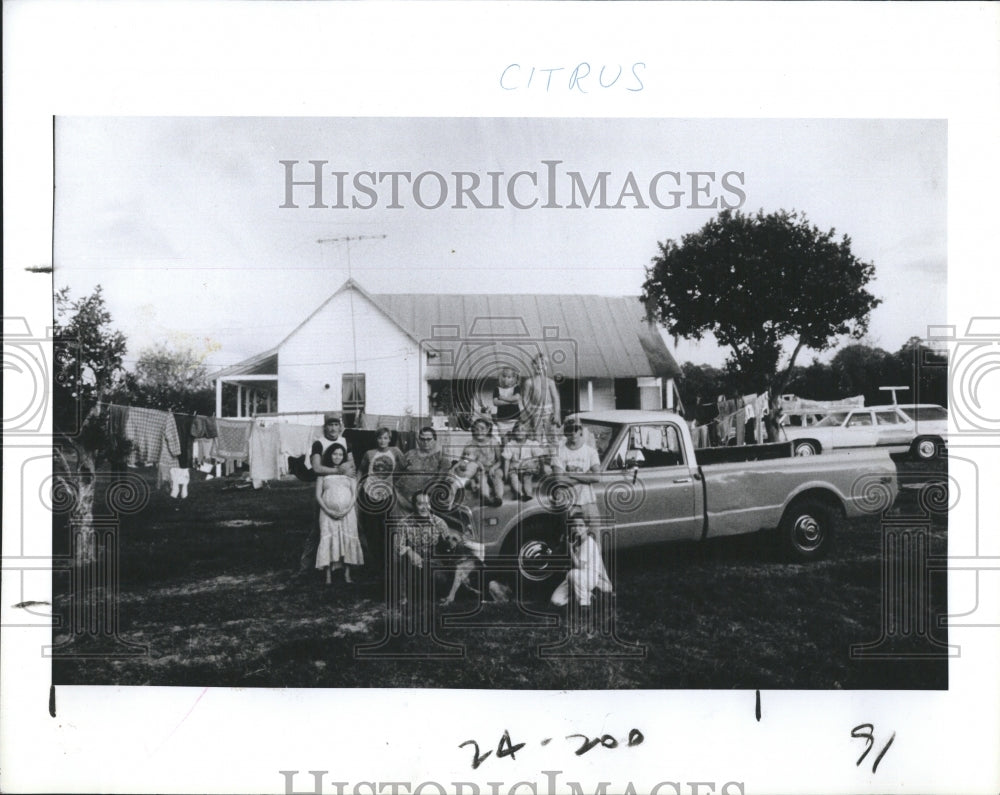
[461,729,644,769]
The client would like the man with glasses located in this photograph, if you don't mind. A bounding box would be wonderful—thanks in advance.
[396,426,452,512]
[551,418,602,526]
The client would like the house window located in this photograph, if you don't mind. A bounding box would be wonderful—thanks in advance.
[342,373,366,427]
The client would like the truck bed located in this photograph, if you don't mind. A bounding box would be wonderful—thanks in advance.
[694,442,794,467]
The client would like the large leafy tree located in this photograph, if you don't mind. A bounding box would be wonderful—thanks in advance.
[130,342,215,414]
[52,286,130,566]
[53,285,128,438]
[642,209,882,399]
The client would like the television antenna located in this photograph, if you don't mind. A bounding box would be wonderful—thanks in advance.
[317,235,387,418]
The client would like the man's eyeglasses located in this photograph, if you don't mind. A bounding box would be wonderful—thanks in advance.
[418,436,434,442]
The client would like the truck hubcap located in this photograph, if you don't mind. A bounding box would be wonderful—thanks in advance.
[518,539,555,582]
[793,515,822,550]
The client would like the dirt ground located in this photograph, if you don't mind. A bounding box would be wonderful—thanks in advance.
[51,469,949,690]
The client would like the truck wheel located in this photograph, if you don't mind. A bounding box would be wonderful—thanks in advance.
[911,436,942,461]
[502,520,565,585]
[779,497,836,561]
[794,441,819,457]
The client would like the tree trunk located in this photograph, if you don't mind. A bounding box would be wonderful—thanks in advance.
[54,444,98,567]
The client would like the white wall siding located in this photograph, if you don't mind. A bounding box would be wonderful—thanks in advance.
[581,379,616,412]
[277,291,424,415]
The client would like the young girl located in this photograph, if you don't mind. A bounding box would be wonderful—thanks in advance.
[359,427,406,577]
[501,421,545,501]
[315,446,364,584]
[492,366,524,437]
[550,514,613,608]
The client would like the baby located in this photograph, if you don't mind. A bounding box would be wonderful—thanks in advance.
[446,451,480,506]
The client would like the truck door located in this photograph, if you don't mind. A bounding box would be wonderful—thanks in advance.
[601,422,702,545]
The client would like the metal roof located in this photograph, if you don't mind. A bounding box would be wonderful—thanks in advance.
[211,348,278,380]
[215,281,681,382]
[374,292,680,380]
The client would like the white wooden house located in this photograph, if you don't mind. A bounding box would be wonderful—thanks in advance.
[212,279,682,423]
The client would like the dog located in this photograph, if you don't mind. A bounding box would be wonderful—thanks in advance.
[438,527,485,605]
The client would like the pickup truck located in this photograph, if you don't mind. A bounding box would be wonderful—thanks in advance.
[448,410,898,584]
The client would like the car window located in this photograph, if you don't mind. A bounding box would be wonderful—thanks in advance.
[898,406,948,422]
[846,412,873,427]
[815,412,849,428]
[875,410,906,425]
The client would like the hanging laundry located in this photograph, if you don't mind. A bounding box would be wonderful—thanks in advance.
[249,421,280,485]
[157,414,183,488]
[277,423,319,475]
[191,415,218,438]
[125,407,169,466]
[214,418,251,461]
[173,412,194,468]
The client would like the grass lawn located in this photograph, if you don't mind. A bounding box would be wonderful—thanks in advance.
[52,470,948,690]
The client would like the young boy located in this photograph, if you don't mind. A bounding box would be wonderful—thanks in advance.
[502,421,544,501]
[461,418,505,507]
[550,513,613,608]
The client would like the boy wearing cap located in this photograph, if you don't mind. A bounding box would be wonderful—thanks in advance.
[551,418,602,525]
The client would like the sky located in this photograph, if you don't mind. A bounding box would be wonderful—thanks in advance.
[53,116,947,373]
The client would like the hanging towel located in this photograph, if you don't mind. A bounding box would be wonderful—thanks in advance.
[215,418,251,461]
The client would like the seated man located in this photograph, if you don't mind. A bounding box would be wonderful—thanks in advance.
[391,490,452,607]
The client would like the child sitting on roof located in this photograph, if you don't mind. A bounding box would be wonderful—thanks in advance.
[502,421,545,501]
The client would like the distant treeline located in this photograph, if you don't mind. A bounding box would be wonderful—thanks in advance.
[679,338,949,411]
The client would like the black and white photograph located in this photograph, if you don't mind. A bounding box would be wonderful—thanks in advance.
[48,116,949,691]
[3,4,999,795]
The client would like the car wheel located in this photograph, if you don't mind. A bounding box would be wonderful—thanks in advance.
[912,436,941,461]
[778,497,837,561]
[794,441,819,457]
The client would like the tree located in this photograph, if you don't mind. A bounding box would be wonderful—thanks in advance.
[642,209,882,399]
[785,357,839,401]
[676,361,733,419]
[129,342,216,414]
[893,336,949,407]
[52,286,131,566]
[53,285,128,437]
